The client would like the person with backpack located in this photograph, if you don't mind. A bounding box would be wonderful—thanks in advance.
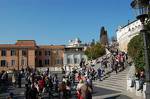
[28,83,39,99]
[76,80,84,99]
[97,67,102,81]
[80,82,92,99]
[86,76,93,92]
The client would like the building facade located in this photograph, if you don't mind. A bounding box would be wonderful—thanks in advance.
[63,38,88,71]
[35,45,64,71]
[116,20,142,52]
[0,40,64,72]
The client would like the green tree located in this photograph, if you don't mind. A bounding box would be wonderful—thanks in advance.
[100,26,109,46]
[127,16,150,71]
[85,42,106,60]
[127,34,145,70]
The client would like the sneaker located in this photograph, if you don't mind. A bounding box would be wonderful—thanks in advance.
[137,88,141,91]
[130,85,134,87]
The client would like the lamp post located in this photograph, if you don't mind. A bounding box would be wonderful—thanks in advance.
[131,0,150,98]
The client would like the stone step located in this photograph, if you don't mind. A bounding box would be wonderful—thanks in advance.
[93,67,129,92]
[111,71,129,75]
[92,92,121,99]
[102,73,127,77]
[94,81,126,88]
[94,85,126,92]
[101,77,127,81]
[102,80,127,84]
[94,84,126,91]
[95,78,126,83]
[106,72,127,75]
[107,74,127,78]
[95,81,127,87]
[94,83,125,92]
[110,72,128,75]
[104,76,127,80]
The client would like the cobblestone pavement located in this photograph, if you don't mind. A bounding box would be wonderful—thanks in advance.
[0,82,123,99]
[0,71,131,99]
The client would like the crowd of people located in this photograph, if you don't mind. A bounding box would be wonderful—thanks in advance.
[96,51,128,81]
[3,65,94,99]
[0,51,128,99]
[1,50,145,99]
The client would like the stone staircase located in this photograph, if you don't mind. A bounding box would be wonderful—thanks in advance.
[93,65,144,99]
[93,67,129,92]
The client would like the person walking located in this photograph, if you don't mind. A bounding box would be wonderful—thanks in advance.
[18,72,22,88]
[25,84,30,99]
[80,82,92,99]
[58,81,68,99]
[97,68,102,81]
[76,80,84,99]
[114,59,118,74]
[28,83,39,99]
[12,73,16,87]
[53,74,59,92]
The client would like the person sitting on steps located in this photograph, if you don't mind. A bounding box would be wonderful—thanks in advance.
[137,70,145,91]
[130,71,140,87]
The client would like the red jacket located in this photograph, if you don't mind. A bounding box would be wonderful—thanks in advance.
[38,79,45,90]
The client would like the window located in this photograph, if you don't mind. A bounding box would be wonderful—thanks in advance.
[1,60,6,66]
[39,51,42,56]
[11,49,16,56]
[11,60,15,66]
[48,51,51,55]
[56,59,62,64]
[74,58,78,64]
[35,51,38,56]
[56,50,59,55]
[39,60,42,67]
[22,50,27,56]
[21,59,25,65]
[45,59,50,65]
[67,58,70,64]
[45,50,50,56]
[56,50,61,56]
[1,49,6,56]
[56,59,59,64]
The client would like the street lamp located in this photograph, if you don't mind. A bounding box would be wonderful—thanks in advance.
[131,0,150,99]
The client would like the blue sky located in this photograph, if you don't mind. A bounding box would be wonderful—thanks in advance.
[0,0,135,45]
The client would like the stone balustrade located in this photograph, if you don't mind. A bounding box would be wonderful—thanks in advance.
[127,67,146,99]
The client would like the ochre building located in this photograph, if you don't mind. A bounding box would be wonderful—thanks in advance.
[0,40,64,72]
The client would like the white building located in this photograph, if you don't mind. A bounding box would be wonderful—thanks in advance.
[116,20,142,52]
[63,38,88,71]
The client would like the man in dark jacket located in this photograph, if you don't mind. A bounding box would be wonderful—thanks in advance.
[18,72,22,88]
[28,84,38,99]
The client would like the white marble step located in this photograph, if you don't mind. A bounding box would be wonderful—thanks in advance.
[94,83,125,92]
[93,67,129,92]
[95,81,126,87]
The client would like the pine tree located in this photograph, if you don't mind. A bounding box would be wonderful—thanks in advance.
[100,26,109,46]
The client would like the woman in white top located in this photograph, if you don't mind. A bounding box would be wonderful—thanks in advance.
[12,73,16,86]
